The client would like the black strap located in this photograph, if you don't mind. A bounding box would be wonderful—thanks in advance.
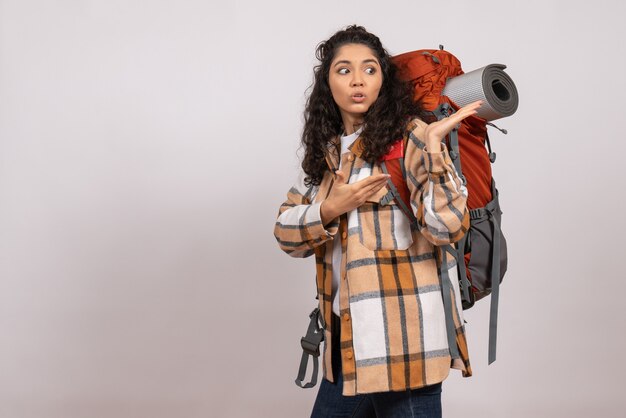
[295,308,324,388]
[434,104,465,186]
[487,181,501,364]
[435,103,471,306]
[380,160,418,228]
[448,125,463,178]
[440,248,461,360]
[456,234,472,306]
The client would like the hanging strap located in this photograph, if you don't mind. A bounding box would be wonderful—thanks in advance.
[467,191,502,364]
[295,308,324,388]
[456,233,472,305]
[440,247,461,360]
[487,182,501,365]
[487,212,501,364]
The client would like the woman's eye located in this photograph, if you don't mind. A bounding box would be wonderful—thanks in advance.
[338,68,349,75]
[365,67,376,75]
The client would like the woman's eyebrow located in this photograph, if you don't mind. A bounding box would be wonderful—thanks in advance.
[333,58,380,67]
[362,59,379,65]
[333,60,352,67]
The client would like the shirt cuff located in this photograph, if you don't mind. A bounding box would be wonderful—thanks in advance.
[309,201,339,238]
[423,143,453,174]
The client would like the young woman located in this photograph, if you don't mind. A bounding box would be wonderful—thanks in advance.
[274,25,482,417]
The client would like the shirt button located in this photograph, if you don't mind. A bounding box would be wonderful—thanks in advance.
[341,231,347,239]
[342,313,350,322]
[347,154,354,162]
[346,350,353,360]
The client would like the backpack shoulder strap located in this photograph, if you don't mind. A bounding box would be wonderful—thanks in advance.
[429,105,472,306]
[379,137,417,228]
[380,157,417,228]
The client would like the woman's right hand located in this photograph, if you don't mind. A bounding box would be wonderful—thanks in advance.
[320,170,390,225]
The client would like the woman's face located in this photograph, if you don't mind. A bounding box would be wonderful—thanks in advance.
[328,43,383,130]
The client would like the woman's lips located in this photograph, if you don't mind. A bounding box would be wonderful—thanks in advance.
[351,94,366,103]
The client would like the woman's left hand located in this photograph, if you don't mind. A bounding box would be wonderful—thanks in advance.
[415,100,483,152]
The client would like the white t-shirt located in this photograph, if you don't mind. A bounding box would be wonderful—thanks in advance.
[331,127,363,316]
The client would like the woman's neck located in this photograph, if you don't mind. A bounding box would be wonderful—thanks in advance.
[341,112,364,135]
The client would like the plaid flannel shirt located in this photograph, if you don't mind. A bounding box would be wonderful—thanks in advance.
[274,119,472,396]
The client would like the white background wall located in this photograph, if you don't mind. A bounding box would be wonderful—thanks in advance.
[1,1,625,417]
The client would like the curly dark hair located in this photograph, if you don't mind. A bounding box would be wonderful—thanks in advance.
[301,25,422,186]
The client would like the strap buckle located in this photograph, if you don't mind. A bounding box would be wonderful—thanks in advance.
[379,190,395,206]
[300,334,323,356]
[295,308,325,388]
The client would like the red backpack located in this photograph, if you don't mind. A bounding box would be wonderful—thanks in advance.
[379,47,510,364]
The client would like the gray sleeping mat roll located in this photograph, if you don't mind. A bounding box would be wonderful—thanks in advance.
[442,64,519,121]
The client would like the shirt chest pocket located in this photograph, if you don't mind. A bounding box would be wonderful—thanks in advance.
[353,185,414,251]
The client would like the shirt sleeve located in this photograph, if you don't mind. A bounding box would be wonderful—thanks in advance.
[274,169,339,258]
[404,120,469,246]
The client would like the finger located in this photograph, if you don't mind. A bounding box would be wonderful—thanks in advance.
[334,170,348,184]
[454,103,481,118]
[448,111,477,126]
[362,179,388,198]
[357,177,389,196]
[354,173,390,188]
[353,178,389,195]
[450,100,483,121]
[460,100,483,110]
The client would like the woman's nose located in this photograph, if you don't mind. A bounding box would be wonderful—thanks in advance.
[351,75,364,86]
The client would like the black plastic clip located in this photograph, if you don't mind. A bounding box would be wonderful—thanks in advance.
[295,308,325,388]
